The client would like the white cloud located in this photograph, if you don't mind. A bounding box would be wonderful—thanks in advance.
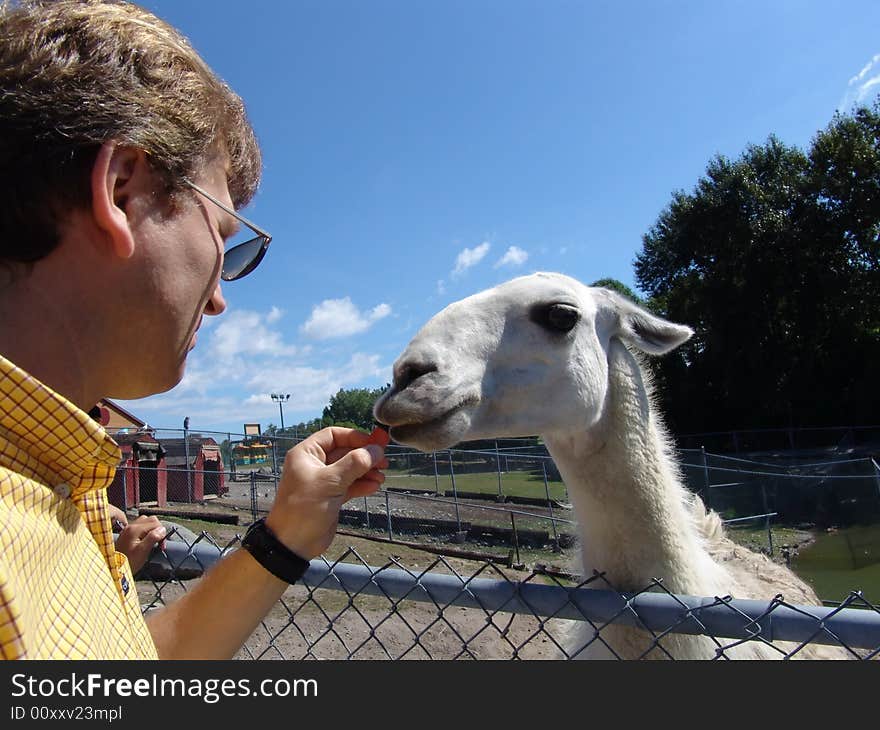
[494,245,529,269]
[301,297,392,340]
[452,242,491,277]
[840,53,880,111]
[118,350,391,434]
[207,309,298,361]
[849,53,880,84]
[266,306,283,324]
[245,353,389,412]
[113,301,393,434]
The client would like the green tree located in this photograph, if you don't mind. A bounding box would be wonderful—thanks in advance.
[321,386,388,431]
[635,100,880,435]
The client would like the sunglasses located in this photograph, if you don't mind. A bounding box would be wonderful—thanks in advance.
[183,179,273,281]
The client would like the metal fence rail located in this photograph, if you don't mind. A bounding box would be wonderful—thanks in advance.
[133,534,880,660]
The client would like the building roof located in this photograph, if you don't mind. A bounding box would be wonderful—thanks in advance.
[97,398,147,428]
[159,437,221,467]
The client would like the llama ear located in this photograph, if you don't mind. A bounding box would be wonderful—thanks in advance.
[597,289,693,355]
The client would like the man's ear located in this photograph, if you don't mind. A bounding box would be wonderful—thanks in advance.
[90,142,146,260]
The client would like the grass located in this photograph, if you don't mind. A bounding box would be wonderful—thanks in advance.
[725,523,814,553]
[385,468,569,501]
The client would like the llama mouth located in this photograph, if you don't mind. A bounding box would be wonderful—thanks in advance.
[384,394,479,450]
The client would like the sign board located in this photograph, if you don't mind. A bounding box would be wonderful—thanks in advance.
[243,423,262,436]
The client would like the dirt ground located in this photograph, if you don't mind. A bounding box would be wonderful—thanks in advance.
[134,490,586,660]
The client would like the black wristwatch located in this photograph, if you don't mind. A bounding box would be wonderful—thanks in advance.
[241,518,311,584]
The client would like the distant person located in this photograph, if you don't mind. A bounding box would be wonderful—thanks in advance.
[108,504,167,575]
[0,0,389,659]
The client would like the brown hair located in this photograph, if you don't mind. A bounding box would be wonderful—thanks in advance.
[0,0,262,264]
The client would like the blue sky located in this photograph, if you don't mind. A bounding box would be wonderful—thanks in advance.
[120,0,880,436]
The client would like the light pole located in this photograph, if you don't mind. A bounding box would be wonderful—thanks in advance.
[270,393,290,432]
[183,416,192,503]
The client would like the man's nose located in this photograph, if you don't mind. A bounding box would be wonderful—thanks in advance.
[205,283,227,316]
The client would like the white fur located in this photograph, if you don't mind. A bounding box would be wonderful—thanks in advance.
[375,272,846,659]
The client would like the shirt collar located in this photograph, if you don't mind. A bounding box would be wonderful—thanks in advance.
[0,354,120,494]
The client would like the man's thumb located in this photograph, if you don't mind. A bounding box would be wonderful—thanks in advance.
[330,444,383,485]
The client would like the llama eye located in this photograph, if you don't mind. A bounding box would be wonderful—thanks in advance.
[531,303,580,333]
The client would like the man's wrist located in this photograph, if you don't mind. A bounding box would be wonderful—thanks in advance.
[241,518,311,584]
[264,512,317,559]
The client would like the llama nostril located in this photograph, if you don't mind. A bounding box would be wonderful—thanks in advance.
[395,361,438,390]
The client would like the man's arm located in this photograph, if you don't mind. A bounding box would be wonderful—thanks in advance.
[145,426,388,660]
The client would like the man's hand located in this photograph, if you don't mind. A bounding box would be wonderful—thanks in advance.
[114,515,167,574]
[265,426,389,559]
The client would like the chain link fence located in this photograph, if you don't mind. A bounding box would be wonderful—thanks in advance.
[132,529,880,660]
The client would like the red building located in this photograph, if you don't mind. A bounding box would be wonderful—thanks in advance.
[160,436,226,502]
[106,432,167,509]
[97,397,228,507]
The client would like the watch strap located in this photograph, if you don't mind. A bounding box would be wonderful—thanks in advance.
[241,518,311,584]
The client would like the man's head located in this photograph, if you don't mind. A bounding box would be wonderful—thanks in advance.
[0,0,262,269]
[0,1,267,405]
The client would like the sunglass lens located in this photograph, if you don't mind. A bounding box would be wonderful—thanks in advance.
[221,237,267,281]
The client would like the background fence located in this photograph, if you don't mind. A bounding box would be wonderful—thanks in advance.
[113,427,880,560]
[109,426,880,658]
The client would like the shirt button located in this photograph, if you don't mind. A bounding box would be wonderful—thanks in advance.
[54,482,72,498]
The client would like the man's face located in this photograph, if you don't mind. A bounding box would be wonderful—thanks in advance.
[123,162,231,397]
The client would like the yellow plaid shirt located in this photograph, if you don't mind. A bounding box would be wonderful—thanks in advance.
[0,354,157,659]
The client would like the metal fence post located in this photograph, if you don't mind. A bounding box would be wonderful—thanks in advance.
[510,512,520,566]
[873,459,880,502]
[448,450,462,533]
[761,483,773,556]
[432,451,440,495]
[250,471,258,524]
[495,440,503,501]
[364,495,371,530]
[121,466,129,511]
[542,462,560,552]
[385,490,393,540]
[701,446,710,501]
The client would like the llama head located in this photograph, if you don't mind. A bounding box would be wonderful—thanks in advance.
[374,272,693,451]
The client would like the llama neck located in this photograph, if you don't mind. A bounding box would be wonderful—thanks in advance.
[543,341,726,596]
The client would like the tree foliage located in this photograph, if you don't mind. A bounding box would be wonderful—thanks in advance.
[635,101,880,434]
[322,386,388,431]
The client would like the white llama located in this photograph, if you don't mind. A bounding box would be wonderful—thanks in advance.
[374,272,846,659]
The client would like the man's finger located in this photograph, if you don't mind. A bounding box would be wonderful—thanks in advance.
[327,444,384,487]
[129,517,166,541]
[346,468,386,499]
